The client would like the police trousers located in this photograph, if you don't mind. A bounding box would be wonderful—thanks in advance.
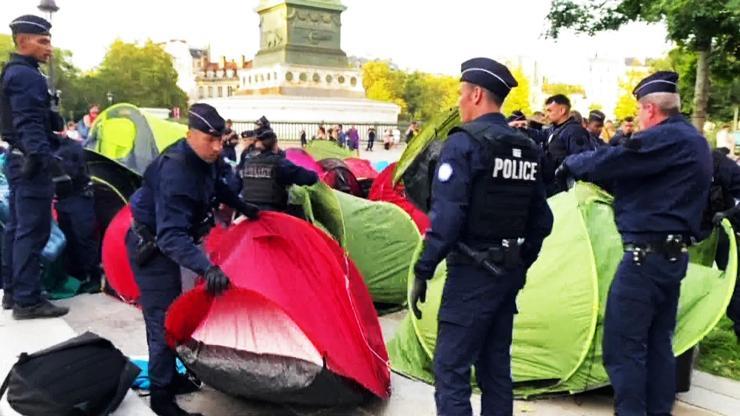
[2,152,53,306]
[434,263,523,416]
[125,229,182,389]
[603,252,688,416]
[56,192,99,281]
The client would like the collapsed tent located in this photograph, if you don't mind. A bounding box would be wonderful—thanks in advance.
[305,140,355,161]
[318,158,363,197]
[344,158,378,197]
[165,212,391,405]
[291,182,420,305]
[284,148,324,174]
[85,103,186,176]
[85,150,142,234]
[368,163,430,234]
[387,183,737,397]
[102,205,139,303]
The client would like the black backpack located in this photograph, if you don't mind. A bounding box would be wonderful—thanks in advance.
[0,332,141,416]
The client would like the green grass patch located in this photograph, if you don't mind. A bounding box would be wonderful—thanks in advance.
[697,317,740,380]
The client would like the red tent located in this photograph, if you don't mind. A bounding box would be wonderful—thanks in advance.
[343,158,379,181]
[318,158,363,197]
[102,205,139,303]
[165,212,391,405]
[285,148,325,175]
[368,163,430,234]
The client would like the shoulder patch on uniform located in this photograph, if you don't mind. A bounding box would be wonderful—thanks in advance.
[513,148,522,158]
[437,163,453,182]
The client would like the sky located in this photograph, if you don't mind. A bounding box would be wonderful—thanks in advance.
[1,0,672,83]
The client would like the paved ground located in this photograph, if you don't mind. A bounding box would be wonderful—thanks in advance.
[1,292,734,416]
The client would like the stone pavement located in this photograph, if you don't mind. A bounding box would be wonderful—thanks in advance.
[1,291,733,415]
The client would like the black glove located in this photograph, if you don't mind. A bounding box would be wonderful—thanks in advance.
[236,200,260,220]
[554,162,571,185]
[204,266,230,296]
[21,154,49,179]
[713,211,728,227]
[410,276,427,320]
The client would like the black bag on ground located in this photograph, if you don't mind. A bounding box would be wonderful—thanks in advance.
[0,331,141,416]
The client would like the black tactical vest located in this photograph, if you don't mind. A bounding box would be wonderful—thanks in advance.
[240,152,288,210]
[0,62,21,143]
[454,121,541,245]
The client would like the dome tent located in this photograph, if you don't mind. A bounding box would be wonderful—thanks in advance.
[387,183,737,397]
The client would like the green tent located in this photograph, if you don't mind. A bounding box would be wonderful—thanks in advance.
[387,183,737,397]
[85,103,186,176]
[291,182,421,304]
[305,140,355,161]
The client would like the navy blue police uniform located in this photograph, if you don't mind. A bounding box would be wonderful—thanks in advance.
[561,72,712,416]
[238,128,318,212]
[412,58,553,416]
[587,110,607,148]
[54,136,100,291]
[0,16,68,317]
[126,104,258,416]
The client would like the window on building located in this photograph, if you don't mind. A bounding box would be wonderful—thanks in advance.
[198,86,204,99]
[208,86,213,97]
[218,86,223,97]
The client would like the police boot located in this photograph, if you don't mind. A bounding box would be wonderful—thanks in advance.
[150,387,203,416]
[2,291,14,310]
[171,372,202,395]
[12,299,69,320]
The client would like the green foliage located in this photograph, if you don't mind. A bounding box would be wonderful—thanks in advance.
[362,61,408,114]
[542,81,585,96]
[588,103,603,111]
[503,66,532,116]
[697,317,740,380]
[614,69,647,121]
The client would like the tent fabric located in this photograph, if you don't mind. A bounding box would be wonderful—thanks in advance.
[318,158,363,197]
[84,149,142,235]
[284,148,324,174]
[164,212,390,404]
[387,183,737,397]
[368,163,430,234]
[343,158,379,181]
[305,140,354,161]
[290,182,421,305]
[102,205,139,303]
[85,104,186,176]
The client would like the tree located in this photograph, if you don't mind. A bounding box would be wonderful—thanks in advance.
[503,66,532,115]
[542,81,585,96]
[614,69,648,121]
[546,0,740,132]
[589,103,604,111]
[95,40,187,110]
[403,71,458,121]
[362,60,408,115]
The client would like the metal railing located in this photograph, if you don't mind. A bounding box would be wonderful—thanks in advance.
[228,121,411,144]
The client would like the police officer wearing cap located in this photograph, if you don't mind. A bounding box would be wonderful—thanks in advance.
[54,132,101,294]
[0,15,68,318]
[126,103,260,416]
[410,58,553,416]
[586,109,607,147]
[238,117,318,213]
[557,71,712,415]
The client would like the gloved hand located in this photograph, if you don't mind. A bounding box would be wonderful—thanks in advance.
[204,266,230,296]
[410,276,427,320]
[21,154,49,179]
[713,211,728,226]
[236,200,260,220]
[554,162,571,185]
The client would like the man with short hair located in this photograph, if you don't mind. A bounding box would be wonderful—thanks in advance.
[586,110,607,147]
[558,71,712,415]
[609,116,635,146]
[0,15,68,318]
[411,57,553,415]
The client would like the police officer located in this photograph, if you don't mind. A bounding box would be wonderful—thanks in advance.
[586,109,607,147]
[529,94,594,195]
[410,58,553,416]
[0,15,68,318]
[238,124,318,213]
[609,116,635,146]
[707,148,740,341]
[557,71,712,415]
[126,103,259,416]
[54,133,101,294]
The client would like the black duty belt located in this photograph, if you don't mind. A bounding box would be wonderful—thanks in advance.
[448,239,524,276]
[623,234,688,265]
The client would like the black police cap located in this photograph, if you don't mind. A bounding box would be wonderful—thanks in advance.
[188,103,225,137]
[588,110,606,123]
[632,71,679,100]
[241,130,256,139]
[460,58,518,100]
[507,110,526,123]
[9,15,51,36]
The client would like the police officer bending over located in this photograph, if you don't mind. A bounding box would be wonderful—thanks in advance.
[54,132,101,294]
[126,103,259,416]
[238,122,318,213]
[411,58,553,416]
[0,15,68,319]
[557,71,712,415]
